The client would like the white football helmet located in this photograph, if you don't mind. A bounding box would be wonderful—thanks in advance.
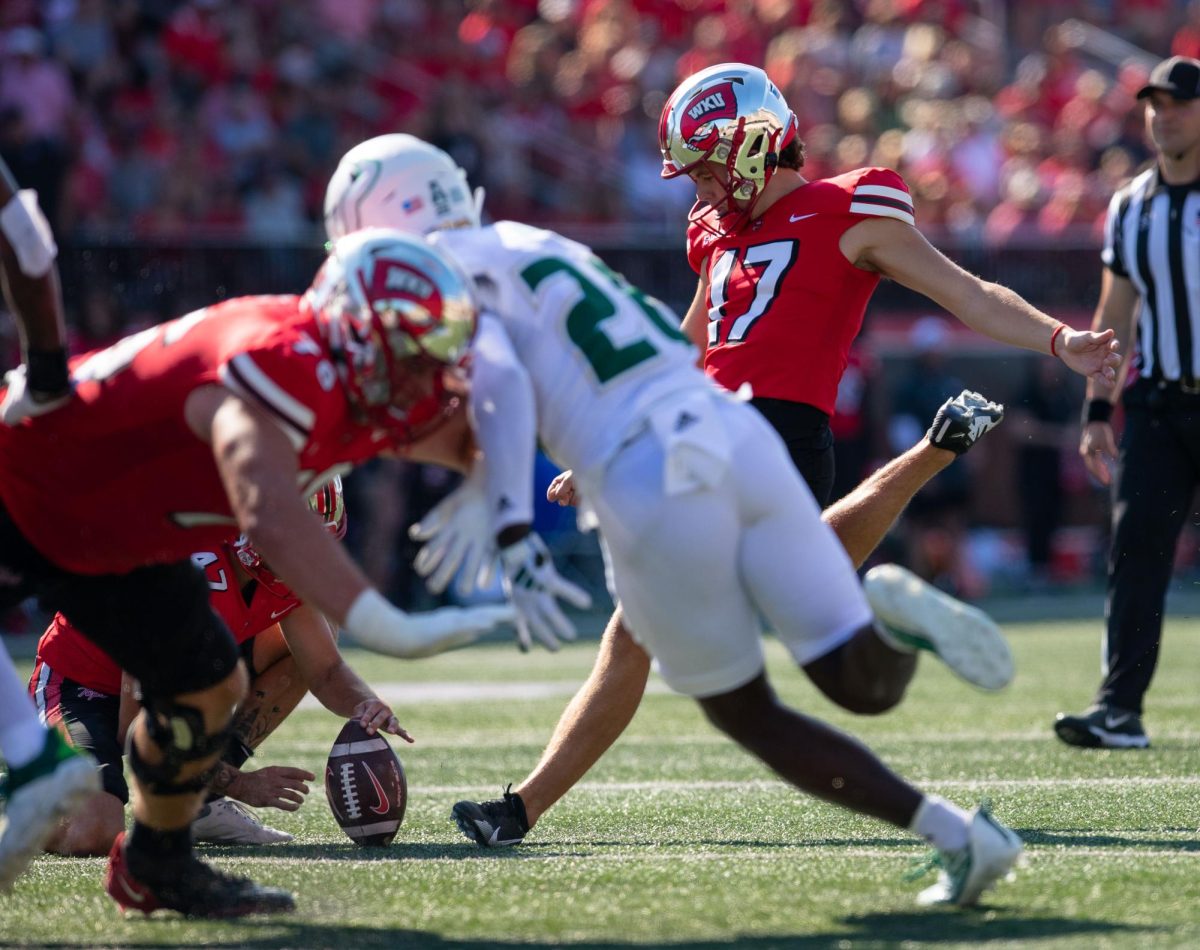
[659,62,797,227]
[324,134,481,242]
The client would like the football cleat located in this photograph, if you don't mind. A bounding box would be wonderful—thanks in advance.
[926,390,1005,456]
[192,798,293,845]
[105,832,295,917]
[864,564,1014,691]
[451,785,530,848]
[1053,704,1149,749]
[911,804,1024,907]
[0,728,99,892]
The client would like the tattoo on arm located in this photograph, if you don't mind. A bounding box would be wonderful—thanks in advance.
[209,761,238,795]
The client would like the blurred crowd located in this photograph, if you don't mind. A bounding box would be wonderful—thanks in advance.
[1,0,1197,244]
[2,0,1199,624]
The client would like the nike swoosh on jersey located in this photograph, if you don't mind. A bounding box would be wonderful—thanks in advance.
[789,213,818,222]
[269,608,292,620]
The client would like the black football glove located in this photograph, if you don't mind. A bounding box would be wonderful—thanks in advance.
[927,390,1004,456]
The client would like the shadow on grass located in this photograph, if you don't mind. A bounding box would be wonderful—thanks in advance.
[1016,828,1200,851]
[0,911,1154,949]
[197,841,487,861]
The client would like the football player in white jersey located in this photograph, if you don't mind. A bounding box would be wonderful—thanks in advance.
[324,135,1023,907]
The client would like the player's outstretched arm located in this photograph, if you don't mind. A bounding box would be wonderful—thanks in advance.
[278,606,409,739]
[841,218,1121,384]
[824,390,1003,568]
[186,385,513,659]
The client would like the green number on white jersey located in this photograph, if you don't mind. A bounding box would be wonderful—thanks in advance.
[520,256,687,385]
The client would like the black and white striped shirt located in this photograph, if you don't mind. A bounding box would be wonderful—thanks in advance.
[1102,166,1200,386]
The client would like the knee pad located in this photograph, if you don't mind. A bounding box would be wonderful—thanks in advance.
[126,696,233,796]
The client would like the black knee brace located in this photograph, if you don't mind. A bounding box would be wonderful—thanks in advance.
[126,696,234,796]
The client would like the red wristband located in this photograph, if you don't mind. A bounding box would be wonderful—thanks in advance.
[1050,323,1066,358]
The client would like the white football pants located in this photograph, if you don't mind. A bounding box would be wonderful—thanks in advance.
[580,389,872,698]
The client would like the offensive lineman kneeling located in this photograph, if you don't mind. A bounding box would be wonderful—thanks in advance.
[30,479,360,854]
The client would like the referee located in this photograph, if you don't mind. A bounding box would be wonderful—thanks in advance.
[1055,56,1200,749]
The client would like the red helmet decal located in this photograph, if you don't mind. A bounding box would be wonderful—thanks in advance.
[679,81,738,151]
[358,257,443,330]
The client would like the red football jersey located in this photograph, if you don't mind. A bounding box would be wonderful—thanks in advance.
[35,545,302,695]
[687,167,915,415]
[0,295,403,575]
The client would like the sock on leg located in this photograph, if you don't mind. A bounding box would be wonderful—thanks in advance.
[909,795,971,852]
[0,646,47,768]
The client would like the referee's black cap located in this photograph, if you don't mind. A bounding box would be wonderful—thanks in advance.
[1137,56,1200,101]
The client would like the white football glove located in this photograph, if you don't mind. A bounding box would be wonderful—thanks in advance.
[409,467,497,596]
[499,533,592,652]
[344,590,514,659]
[0,365,71,426]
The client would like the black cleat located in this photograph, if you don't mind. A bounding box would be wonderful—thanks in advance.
[106,832,295,917]
[1054,703,1149,749]
[451,785,530,847]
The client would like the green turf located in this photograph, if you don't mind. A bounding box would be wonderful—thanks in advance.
[2,616,1199,948]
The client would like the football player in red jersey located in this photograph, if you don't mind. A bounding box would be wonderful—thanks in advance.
[0,158,100,893]
[0,229,511,916]
[442,63,1120,869]
[28,480,376,855]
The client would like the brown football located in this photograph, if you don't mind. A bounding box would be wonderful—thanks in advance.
[324,719,407,847]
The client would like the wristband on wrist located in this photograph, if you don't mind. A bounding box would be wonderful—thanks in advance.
[1050,322,1066,358]
[1084,399,1113,425]
[25,346,69,398]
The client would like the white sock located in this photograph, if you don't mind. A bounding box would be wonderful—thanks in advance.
[910,795,971,852]
[0,644,47,768]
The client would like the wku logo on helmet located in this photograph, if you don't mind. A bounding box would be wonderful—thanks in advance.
[355,257,442,329]
[680,81,738,151]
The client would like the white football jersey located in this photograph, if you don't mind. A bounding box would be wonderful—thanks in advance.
[432,221,705,474]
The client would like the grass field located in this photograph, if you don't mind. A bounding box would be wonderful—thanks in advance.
[2,616,1199,948]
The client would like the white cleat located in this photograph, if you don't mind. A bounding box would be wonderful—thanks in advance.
[192,798,292,845]
[0,732,100,892]
[916,805,1024,907]
[864,564,1014,690]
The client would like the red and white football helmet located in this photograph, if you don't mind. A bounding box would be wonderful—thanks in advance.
[659,62,797,231]
[305,228,477,438]
[230,476,348,599]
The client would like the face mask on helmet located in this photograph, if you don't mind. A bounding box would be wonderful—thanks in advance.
[229,476,348,600]
[305,228,478,440]
[324,133,483,243]
[659,62,797,233]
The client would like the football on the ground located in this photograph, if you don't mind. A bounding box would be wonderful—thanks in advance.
[324,719,407,847]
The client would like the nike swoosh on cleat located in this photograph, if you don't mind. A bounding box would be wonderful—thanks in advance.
[478,821,522,846]
[116,875,147,905]
[789,213,818,222]
[1105,713,1132,729]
